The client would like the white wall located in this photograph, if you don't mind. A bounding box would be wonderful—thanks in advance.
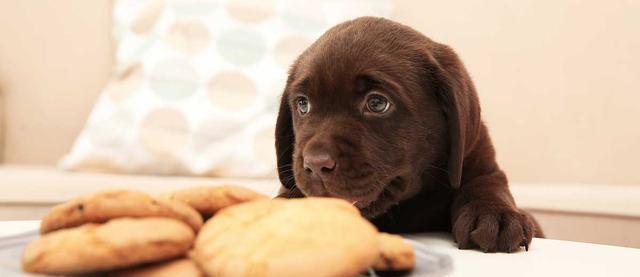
[393,0,640,185]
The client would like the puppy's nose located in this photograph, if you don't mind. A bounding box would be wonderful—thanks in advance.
[303,152,336,175]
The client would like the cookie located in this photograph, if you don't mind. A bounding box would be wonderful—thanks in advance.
[23,217,195,275]
[372,233,416,271]
[109,258,204,277]
[192,198,379,277]
[40,190,203,233]
[159,185,268,217]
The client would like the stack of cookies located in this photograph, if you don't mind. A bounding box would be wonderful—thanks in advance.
[22,186,415,277]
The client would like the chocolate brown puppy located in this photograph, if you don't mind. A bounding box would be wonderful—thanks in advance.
[275,17,543,252]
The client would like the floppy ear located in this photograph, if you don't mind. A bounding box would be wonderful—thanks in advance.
[275,90,296,190]
[426,44,481,189]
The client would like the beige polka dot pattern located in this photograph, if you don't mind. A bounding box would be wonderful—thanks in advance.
[138,108,190,158]
[131,0,165,35]
[106,63,144,102]
[207,72,258,111]
[226,0,277,23]
[164,21,211,54]
[273,36,313,68]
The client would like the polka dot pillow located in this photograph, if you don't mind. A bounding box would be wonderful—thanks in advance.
[60,0,392,178]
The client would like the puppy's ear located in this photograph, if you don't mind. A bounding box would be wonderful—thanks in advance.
[275,88,296,191]
[426,44,481,189]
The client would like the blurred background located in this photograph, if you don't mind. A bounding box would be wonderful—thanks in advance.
[0,0,638,247]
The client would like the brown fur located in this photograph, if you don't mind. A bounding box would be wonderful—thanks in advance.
[275,17,543,253]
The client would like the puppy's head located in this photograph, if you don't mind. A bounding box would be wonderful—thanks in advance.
[276,17,480,218]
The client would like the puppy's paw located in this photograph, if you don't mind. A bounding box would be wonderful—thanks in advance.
[452,201,534,253]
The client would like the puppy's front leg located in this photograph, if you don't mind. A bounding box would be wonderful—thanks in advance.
[450,169,538,253]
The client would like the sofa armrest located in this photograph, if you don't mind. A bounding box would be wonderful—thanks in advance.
[511,183,640,218]
[0,165,281,220]
[0,165,280,205]
[511,183,640,247]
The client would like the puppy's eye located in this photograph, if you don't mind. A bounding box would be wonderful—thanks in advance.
[296,96,310,115]
[366,94,390,114]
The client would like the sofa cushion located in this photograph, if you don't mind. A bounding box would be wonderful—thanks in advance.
[60,0,393,178]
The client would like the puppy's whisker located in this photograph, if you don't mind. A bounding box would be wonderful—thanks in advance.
[277,163,293,169]
[282,175,296,184]
[283,179,297,191]
[278,168,293,175]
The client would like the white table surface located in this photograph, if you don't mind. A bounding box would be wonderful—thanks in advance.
[2,221,639,277]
